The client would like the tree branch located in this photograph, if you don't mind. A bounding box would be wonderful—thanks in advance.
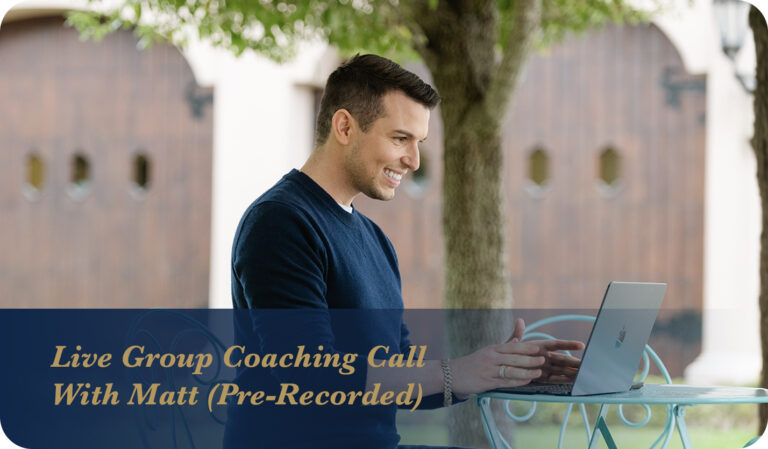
[392,0,439,67]
[487,0,542,115]
[397,0,443,68]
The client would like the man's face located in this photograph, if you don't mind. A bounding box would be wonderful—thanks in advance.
[343,91,430,201]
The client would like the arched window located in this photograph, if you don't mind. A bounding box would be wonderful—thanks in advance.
[133,153,151,190]
[23,152,45,200]
[405,144,430,197]
[598,146,622,193]
[69,152,91,199]
[129,152,151,199]
[529,147,550,186]
[525,146,550,197]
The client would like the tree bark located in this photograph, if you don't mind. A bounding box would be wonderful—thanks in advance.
[432,24,511,449]
[400,0,541,445]
[750,5,768,435]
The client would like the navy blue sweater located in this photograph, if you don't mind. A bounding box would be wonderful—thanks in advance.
[228,170,428,448]
[232,169,405,311]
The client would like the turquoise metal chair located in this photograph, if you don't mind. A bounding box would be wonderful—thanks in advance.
[478,314,675,449]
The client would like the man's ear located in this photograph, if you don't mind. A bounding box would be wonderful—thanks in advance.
[331,109,356,145]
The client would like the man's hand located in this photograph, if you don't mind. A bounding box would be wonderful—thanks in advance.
[507,317,582,383]
[450,318,584,396]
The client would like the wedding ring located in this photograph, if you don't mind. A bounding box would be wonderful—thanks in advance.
[499,365,506,379]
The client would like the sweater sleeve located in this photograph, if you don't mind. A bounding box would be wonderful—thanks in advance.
[233,200,327,309]
[232,201,367,390]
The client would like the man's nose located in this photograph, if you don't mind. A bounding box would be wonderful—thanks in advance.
[402,142,420,171]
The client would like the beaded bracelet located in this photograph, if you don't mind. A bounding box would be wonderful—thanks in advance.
[441,359,453,407]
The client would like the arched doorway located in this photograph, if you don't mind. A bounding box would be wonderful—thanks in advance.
[0,16,214,307]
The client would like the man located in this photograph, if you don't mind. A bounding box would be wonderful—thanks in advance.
[228,54,582,448]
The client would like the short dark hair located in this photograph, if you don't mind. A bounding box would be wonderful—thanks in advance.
[314,54,440,147]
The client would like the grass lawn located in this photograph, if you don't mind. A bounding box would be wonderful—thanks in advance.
[398,423,758,449]
[397,391,762,449]
[516,425,757,449]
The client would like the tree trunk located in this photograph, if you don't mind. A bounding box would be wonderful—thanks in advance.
[414,8,510,449]
[439,101,512,446]
[437,60,513,449]
[401,0,539,445]
[750,5,768,435]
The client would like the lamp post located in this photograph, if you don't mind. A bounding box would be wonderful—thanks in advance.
[713,0,756,92]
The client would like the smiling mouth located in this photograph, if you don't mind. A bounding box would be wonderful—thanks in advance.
[384,168,404,182]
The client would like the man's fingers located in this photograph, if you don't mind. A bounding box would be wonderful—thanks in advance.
[547,352,582,368]
[505,317,526,343]
[496,341,542,355]
[498,354,545,368]
[538,339,585,351]
[498,339,583,356]
[499,366,541,381]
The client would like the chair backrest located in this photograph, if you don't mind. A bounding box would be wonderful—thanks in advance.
[125,310,229,449]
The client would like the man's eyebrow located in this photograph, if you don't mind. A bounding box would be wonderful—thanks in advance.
[393,129,428,142]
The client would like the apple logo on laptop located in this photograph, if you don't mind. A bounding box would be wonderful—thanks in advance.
[616,325,627,348]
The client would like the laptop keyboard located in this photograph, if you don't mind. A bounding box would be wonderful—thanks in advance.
[495,382,574,395]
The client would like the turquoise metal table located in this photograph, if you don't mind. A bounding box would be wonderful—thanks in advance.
[477,384,768,449]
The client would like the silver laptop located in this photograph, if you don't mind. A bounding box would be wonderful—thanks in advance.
[497,281,667,396]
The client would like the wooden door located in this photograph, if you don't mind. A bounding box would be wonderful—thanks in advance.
[0,17,213,307]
